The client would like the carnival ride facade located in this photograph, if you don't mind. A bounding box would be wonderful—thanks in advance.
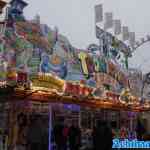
[0,0,150,113]
[0,1,150,149]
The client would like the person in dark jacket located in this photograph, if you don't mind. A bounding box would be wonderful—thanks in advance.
[26,116,43,150]
[62,121,69,150]
[53,119,66,150]
[93,120,112,150]
[136,118,146,140]
[41,118,49,150]
[68,121,81,150]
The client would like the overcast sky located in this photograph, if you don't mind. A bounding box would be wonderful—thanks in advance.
[15,0,150,72]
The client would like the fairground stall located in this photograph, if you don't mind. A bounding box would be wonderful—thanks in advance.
[0,0,150,150]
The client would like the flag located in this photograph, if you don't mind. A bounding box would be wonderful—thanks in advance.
[95,4,103,23]
[104,12,113,30]
[5,7,9,20]
[129,32,135,48]
[140,37,145,43]
[114,20,121,35]
[96,25,104,38]
[0,22,4,34]
[135,41,140,47]
[54,26,58,43]
[122,26,129,41]
[147,35,150,40]
[125,55,128,69]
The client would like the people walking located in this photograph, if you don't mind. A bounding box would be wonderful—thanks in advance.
[62,121,69,150]
[136,118,146,140]
[26,116,43,150]
[12,113,28,150]
[41,118,49,150]
[68,121,81,150]
[93,120,112,150]
[53,118,66,150]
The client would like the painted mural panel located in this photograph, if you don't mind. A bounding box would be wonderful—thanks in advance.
[0,0,131,96]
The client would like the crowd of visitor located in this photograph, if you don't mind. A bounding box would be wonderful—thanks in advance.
[9,113,113,150]
[8,113,49,150]
[0,112,147,150]
[52,119,112,150]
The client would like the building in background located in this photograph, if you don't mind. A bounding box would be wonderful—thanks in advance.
[0,0,7,14]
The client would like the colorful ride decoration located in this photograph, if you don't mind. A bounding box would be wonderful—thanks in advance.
[8,0,28,21]
[120,127,128,139]
[104,91,120,102]
[0,0,129,93]
[0,18,130,93]
[119,88,139,105]
[30,73,65,92]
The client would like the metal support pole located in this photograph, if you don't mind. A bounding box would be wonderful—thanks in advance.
[48,104,52,150]
[141,78,146,103]
[99,37,103,54]
[130,116,133,131]
[78,110,81,128]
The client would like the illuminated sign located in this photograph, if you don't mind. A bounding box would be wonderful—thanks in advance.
[112,139,150,149]
[31,73,65,92]
[65,82,94,97]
